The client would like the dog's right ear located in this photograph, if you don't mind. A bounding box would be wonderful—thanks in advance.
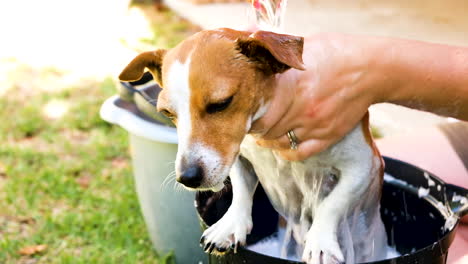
[119,50,167,86]
[236,31,305,75]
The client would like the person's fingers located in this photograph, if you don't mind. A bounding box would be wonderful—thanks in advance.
[262,118,298,140]
[262,99,331,140]
[277,139,332,161]
[261,101,305,140]
[249,115,271,134]
[256,137,290,150]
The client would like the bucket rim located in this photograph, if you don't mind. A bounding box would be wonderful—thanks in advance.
[100,95,178,144]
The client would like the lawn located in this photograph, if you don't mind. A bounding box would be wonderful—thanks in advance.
[0,3,199,264]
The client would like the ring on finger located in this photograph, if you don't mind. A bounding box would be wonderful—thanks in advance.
[286,130,299,150]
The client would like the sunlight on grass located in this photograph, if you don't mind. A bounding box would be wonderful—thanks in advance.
[42,99,70,120]
[0,0,161,95]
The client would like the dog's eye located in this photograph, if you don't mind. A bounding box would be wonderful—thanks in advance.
[206,96,233,114]
[159,109,176,120]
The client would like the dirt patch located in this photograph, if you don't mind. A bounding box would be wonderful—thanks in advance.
[13,137,53,152]
[0,161,6,183]
[60,130,91,145]
[0,215,36,239]
[111,157,129,169]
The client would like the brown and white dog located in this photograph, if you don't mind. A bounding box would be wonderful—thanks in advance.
[119,28,388,264]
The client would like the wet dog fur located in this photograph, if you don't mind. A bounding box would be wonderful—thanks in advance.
[119,28,388,264]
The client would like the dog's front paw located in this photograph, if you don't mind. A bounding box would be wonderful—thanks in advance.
[302,224,344,264]
[200,209,252,255]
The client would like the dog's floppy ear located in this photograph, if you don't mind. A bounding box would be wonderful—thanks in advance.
[236,31,305,74]
[119,50,167,86]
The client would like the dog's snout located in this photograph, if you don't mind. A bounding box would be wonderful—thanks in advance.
[177,165,204,188]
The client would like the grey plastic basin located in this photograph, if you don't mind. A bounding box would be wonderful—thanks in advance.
[100,82,207,264]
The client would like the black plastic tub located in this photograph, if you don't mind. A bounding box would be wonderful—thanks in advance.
[195,157,468,264]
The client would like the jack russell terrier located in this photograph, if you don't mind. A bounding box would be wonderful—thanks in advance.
[119,28,388,264]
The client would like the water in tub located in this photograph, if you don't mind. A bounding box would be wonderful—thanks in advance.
[246,173,407,261]
[247,171,462,261]
[247,224,401,261]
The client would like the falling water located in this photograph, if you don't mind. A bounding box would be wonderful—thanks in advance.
[251,0,288,32]
[249,1,301,260]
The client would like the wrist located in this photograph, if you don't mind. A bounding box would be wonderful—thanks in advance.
[353,36,393,106]
[361,36,407,105]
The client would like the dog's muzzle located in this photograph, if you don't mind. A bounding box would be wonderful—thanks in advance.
[177,165,204,188]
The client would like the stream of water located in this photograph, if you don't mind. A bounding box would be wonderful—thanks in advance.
[252,0,288,32]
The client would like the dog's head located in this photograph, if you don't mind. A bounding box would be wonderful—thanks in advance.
[120,28,304,191]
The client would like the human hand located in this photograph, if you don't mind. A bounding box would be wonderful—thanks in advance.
[252,33,382,161]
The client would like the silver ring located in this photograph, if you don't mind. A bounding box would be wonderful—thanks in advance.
[287,130,299,150]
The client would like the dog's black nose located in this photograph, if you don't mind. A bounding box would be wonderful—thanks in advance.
[177,165,203,188]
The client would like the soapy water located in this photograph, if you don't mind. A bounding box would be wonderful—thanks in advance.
[384,173,458,232]
[246,172,459,262]
[247,225,401,262]
[247,225,297,261]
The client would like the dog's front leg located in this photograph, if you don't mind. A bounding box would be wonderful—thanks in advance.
[302,158,374,264]
[201,156,258,255]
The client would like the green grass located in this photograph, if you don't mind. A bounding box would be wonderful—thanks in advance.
[120,4,200,52]
[0,77,171,264]
[0,5,197,264]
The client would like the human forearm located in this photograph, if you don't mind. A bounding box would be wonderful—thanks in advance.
[255,34,468,160]
[370,38,468,120]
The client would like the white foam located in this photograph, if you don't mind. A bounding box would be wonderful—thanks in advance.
[385,245,401,259]
[428,179,436,187]
[452,194,468,205]
[418,187,430,198]
[247,228,401,261]
[423,172,430,180]
[444,214,458,231]
[246,227,300,261]
[423,171,436,187]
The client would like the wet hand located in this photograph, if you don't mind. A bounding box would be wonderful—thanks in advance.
[254,33,379,161]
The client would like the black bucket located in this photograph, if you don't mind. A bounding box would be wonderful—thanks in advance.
[195,157,468,264]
